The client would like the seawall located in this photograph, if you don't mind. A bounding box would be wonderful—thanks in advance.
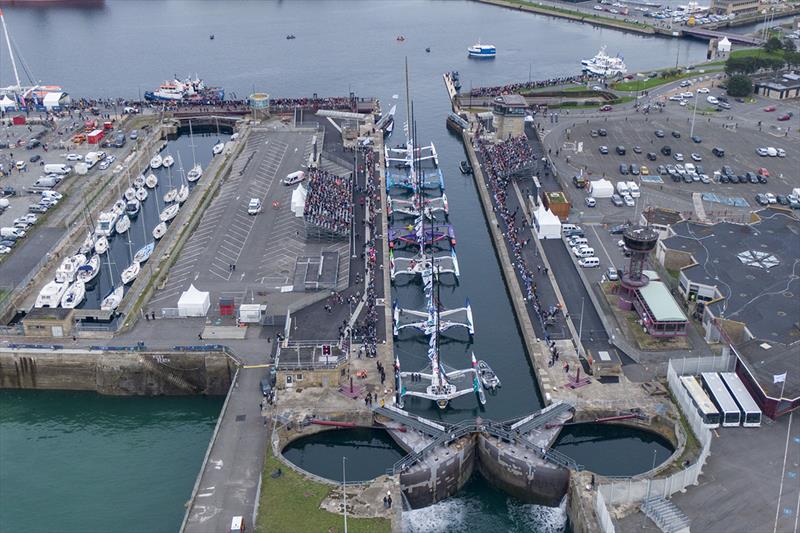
[0,348,234,395]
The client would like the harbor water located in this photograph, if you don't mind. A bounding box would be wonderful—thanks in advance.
[0,0,709,528]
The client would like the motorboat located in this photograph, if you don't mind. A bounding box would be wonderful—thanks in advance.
[133,242,155,264]
[112,199,126,216]
[125,199,141,217]
[459,161,473,174]
[163,188,177,203]
[581,46,627,77]
[95,211,118,237]
[115,214,130,235]
[35,280,68,308]
[124,187,136,201]
[133,174,146,188]
[145,173,158,188]
[121,261,140,285]
[101,285,124,311]
[396,35,405,41]
[55,254,87,283]
[162,154,175,168]
[468,41,496,58]
[212,141,224,155]
[143,75,224,102]
[286,34,296,40]
[477,360,501,390]
[150,154,163,169]
[187,164,202,182]
[78,233,94,255]
[76,254,100,283]
[61,280,86,309]
[176,184,189,204]
[135,187,148,201]
[152,221,167,240]
[95,235,109,255]
[159,203,180,222]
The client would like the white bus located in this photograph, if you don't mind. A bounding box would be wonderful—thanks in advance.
[720,372,762,428]
[680,375,720,428]
[701,372,741,427]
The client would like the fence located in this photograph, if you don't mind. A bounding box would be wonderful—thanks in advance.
[597,354,733,508]
[594,490,616,533]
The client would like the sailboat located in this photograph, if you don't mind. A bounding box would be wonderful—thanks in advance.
[150,153,163,169]
[187,163,202,182]
[124,187,136,201]
[175,153,189,203]
[61,280,86,309]
[163,163,177,203]
[133,242,155,263]
[76,254,100,283]
[78,233,95,255]
[212,141,224,155]
[135,187,148,201]
[133,174,146,188]
[152,221,167,240]
[95,235,109,255]
[145,173,158,188]
[126,198,141,217]
[121,261,140,285]
[101,285,124,311]
[162,154,175,168]
[160,203,179,222]
[115,214,130,235]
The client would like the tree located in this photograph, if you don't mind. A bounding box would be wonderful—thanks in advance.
[725,56,757,74]
[786,51,800,68]
[764,36,783,54]
[727,75,753,97]
[783,39,797,53]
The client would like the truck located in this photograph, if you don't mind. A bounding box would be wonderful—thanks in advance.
[43,163,72,175]
[84,152,102,168]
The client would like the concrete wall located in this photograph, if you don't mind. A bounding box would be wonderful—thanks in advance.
[0,349,233,395]
[399,435,475,509]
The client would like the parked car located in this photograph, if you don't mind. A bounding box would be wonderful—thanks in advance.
[606,266,619,281]
[609,223,629,235]
[763,106,776,112]
[598,129,608,137]
[611,194,624,207]
[600,105,613,112]
[755,194,769,206]
[674,153,684,162]
[585,196,596,208]
[654,130,665,138]
[661,145,672,156]
[619,164,629,175]
[647,152,657,161]
[623,194,635,207]
[633,146,642,154]
[712,147,725,157]
[691,153,702,162]
[599,145,609,154]
[616,146,626,155]
[671,131,681,138]
[66,153,83,161]
[691,135,702,143]
[777,113,793,121]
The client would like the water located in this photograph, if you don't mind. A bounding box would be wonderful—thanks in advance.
[0,0,707,528]
[0,390,222,532]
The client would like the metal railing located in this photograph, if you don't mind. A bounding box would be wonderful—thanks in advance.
[641,496,691,533]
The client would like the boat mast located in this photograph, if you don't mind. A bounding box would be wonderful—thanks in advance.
[0,9,21,91]
[189,120,197,168]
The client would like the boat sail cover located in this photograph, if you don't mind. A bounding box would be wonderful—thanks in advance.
[177,284,210,317]
[290,184,307,218]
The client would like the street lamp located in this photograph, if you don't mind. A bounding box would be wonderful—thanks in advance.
[689,89,700,138]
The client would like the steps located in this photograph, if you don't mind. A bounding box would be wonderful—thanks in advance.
[641,496,691,533]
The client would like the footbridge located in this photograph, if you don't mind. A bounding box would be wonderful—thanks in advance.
[681,27,764,46]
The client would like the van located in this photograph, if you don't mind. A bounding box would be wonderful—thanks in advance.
[625,181,640,198]
[578,257,600,268]
[283,170,305,185]
[616,181,629,195]
[85,152,102,167]
[712,146,725,157]
[561,224,580,235]
[247,198,262,215]
[0,227,25,239]
[112,132,126,148]
[568,237,588,248]
[573,246,595,258]
[572,174,587,188]
[43,163,71,175]
[34,177,59,188]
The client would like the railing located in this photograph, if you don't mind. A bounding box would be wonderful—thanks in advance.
[641,496,691,533]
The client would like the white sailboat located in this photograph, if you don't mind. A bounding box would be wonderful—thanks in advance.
[163,164,177,203]
[133,242,155,264]
[152,221,167,240]
[159,203,180,222]
[187,164,202,182]
[112,199,126,216]
[133,174,146,188]
[101,285,124,311]
[78,233,95,256]
[176,183,189,203]
[55,254,87,283]
[121,261,140,285]
[212,141,224,155]
[115,214,130,235]
[162,154,174,167]
[135,187,148,201]
[150,153,163,169]
[126,198,141,217]
[35,280,68,308]
[124,187,136,201]
[60,280,86,309]
[145,173,158,189]
[95,235,109,255]
[76,254,100,283]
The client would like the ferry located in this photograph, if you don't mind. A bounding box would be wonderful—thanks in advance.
[144,75,224,102]
[468,41,496,58]
[581,46,627,77]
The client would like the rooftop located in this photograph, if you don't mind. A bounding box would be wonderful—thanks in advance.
[662,209,800,344]
[24,307,74,321]
[642,207,683,228]
[754,72,800,91]
[734,339,800,401]
[493,94,528,107]
[637,281,687,322]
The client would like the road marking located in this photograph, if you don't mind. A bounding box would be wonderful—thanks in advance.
[775,412,794,533]
[590,225,614,267]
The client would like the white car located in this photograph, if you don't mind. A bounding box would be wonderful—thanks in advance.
[41,191,63,200]
[15,160,26,170]
[777,148,786,157]
[697,87,710,94]
[669,95,683,102]
[681,91,694,98]
[592,85,603,91]
[679,100,687,107]
[766,147,778,157]
[691,153,702,161]
[0,245,11,254]
[247,198,262,215]
[65,153,83,161]
[756,147,769,156]
[98,160,111,170]
[585,196,596,207]
[623,194,635,207]
[706,96,718,105]
[674,153,685,162]
[765,193,777,204]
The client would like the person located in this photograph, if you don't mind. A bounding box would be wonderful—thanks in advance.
[198,333,203,341]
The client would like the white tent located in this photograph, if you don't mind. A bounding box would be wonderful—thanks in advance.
[533,204,561,240]
[0,94,16,111]
[177,284,210,317]
[588,178,614,198]
[43,92,67,110]
[290,184,307,218]
[717,37,731,54]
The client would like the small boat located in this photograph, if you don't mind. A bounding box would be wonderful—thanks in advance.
[286,34,296,39]
[162,154,175,168]
[176,184,189,204]
[61,280,86,309]
[163,188,177,203]
[230,132,239,141]
[159,203,180,222]
[121,261,140,285]
[76,254,100,283]
[135,187,148,201]
[126,199,141,217]
[212,141,225,155]
[150,154,163,169]
[477,360,501,390]
[101,285,124,311]
[115,214,130,235]
[78,233,94,255]
[209,34,215,40]
[55,254,87,283]
[152,221,167,240]
[133,174,146,188]
[187,164,203,182]
[95,211,118,237]
[133,242,155,264]
[467,41,496,58]
[124,187,136,201]
[396,35,405,42]
[112,199,126,216]
[95,235,109,255]
[425,47,431,53]
[145,173,158,188]
[460,161,473,175]
[35,280,68,308]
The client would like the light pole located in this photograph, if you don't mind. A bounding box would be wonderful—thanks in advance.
[690,89,700,138]
[578,297,585,342]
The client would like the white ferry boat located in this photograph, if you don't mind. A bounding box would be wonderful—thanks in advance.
[581,46,627,77]
[468,41,496,58]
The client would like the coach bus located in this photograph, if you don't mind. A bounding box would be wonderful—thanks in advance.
[680,375,721,428]
[720,372,762,428]
[701,372,741,427]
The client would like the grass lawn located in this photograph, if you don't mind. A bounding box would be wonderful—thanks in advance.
[612,66,723,92]
[727,48,786,61]
[257,452,391,533]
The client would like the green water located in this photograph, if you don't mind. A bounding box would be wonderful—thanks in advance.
[0,390,222,532]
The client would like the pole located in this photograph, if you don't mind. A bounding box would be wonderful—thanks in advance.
[0,9,22,90]
[343,456,348,533]
[690,89,699,138]
[779,372,787,414]
[578,297,585,341]
[641,448,657,528]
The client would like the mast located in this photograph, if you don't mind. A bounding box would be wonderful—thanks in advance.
[0,9,21,91]
[189,120,197,168]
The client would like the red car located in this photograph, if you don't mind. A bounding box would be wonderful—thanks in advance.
[758,167,769,177]
[763,106,776,112]
[600,105,613,112]
[777,113,793,121]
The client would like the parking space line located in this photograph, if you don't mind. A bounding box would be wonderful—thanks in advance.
[590,225,614,268]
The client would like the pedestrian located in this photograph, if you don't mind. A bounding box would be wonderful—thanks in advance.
[198,333,203,341]
[145,312,150,321]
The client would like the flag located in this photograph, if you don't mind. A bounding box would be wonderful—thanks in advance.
[774,373,787,384]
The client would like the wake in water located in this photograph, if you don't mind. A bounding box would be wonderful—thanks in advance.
[402,489,568,533]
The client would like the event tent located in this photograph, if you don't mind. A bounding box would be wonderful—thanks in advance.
[177,284,210,317]
[588,179,614,198]
[291,184,307,218]
[534,204,561,239]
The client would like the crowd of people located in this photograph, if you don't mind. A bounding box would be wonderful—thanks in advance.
[303,169,353,236]
[481,136,535,178]
[479,137,561,339]
[468,74,596,97]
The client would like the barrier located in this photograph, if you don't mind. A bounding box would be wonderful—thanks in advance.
[594,490,615,533]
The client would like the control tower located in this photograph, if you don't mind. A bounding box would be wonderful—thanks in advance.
[620,225,658,291]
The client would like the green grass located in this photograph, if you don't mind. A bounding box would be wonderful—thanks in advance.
[257,452,391,533]
[728,48,785,61]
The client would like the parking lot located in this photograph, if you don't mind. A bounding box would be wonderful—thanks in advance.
[148,128,351,315]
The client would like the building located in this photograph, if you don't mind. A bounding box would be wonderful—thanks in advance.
[640,207,684,240]
[753,72,800,100]
[711,0,760,16]
[22,307,74,337]
[658,209,800,417]
[492,94,528,140]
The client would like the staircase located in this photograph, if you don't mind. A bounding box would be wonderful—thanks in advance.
[641,497,691,533]
[510,400,574,433]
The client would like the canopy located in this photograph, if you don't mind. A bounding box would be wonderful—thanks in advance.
[0,94,16,111]
[43,92,68,110]
[177,284,210,317]
[291,184,307,218]
[588,178,614,198]
[533,204,561,240]
[718,37,731,53]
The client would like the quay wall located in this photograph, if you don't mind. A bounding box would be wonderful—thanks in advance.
[0,349,234,395]
[399,435,476,509]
